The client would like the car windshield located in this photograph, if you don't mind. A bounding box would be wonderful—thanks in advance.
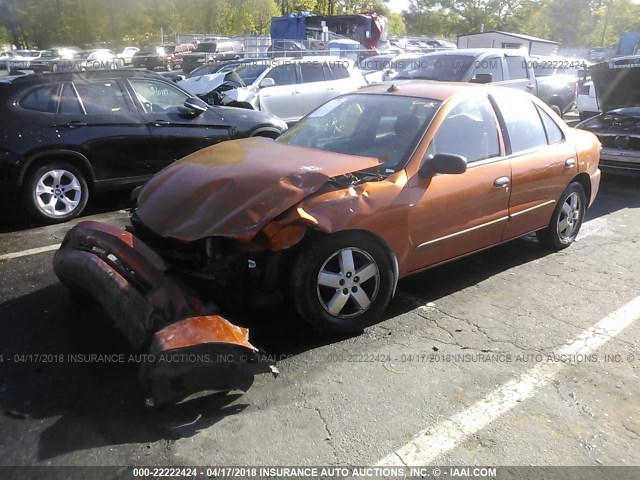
[194,43,216,53]
[278,93,442,172]
[396,55,473,81]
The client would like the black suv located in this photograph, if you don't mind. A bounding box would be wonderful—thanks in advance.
[0,70,287,223]
[181,40,245,74]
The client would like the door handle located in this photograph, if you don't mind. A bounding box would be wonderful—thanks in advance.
[494,176,510,187]
[565,158,576,168]
[62,121,87,128]
[291,90,300,95]
[152,120,170,126]
[327,87,335,91]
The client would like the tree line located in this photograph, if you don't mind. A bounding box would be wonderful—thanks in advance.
[0,0,637,50]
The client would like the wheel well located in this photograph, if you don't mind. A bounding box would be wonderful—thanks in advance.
[573,172,591,203]
[20,153,95,188]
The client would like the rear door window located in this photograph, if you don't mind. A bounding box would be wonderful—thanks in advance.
[59,83,83,114]
[73,80,129,114]
[300,62,326,83]
[537,105,565,144]
[327,61,350,79]
[493,94,548,153]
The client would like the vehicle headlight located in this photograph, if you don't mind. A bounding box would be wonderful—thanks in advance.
[197,58,205,63]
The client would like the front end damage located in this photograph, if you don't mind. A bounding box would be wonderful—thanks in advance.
[53,221,271,407]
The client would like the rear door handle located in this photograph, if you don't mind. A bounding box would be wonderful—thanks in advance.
[565,158,576,168]
[494,176,510,187]
[291,90,300,95]
[152,120,170,126]
[62,121,87,128]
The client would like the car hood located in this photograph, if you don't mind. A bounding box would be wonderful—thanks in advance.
[135,137,382,242]
[590,58,640,112]
[178,71,244,95]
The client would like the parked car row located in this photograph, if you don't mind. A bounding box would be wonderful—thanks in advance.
[177,56,366,123]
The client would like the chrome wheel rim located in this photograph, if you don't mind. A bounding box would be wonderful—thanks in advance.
[557,192,582,242]
[35,169,82,216]
[316,247,380,319]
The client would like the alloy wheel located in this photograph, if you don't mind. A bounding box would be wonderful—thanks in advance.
[316,247,380,319]
[35,168,83,217]
[557,191,582,242]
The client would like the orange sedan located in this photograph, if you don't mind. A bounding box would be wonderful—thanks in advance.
[56,81,601,336]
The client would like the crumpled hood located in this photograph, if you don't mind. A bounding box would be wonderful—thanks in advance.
[590,57,640,112]
[135,137,381,242]
[178,70,244,95]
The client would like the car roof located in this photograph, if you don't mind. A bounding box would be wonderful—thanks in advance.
[417,48,528,58]
[356,80,527,102]
[1,69,170,86]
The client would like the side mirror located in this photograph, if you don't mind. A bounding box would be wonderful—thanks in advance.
[179,97,208,117]
[259,77,276,88]
[471,73,493,84]
[419,153,467,178]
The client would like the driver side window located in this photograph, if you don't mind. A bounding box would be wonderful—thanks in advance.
[129,79,189,113]
[430,96,500,164]
[264,64,298,86]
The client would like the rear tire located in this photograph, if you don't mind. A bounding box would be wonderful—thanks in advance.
[290,232,394,334]
[536,182,586,250]
[22,162,89,224]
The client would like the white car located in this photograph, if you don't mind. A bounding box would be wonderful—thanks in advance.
[576,81,600,121]
[116,46,140,65]
[179,57,366,123]
[8,50,45,72]
[0,51,14,70]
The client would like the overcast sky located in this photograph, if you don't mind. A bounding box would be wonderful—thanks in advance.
[387,0,411,12]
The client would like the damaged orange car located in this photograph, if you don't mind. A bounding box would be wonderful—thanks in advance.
[54,82,600,403]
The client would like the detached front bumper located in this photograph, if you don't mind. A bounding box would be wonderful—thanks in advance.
[53,221,268,406]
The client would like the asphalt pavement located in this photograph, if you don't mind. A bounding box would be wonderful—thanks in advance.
[1,171,639,475]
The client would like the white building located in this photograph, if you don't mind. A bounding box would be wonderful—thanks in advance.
[457,31,560,56]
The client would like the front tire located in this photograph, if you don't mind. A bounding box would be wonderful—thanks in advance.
[536,182,586,250]
[290,232,394,333]
[23,162,89,224]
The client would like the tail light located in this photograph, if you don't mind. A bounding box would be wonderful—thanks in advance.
[578,83,590,95]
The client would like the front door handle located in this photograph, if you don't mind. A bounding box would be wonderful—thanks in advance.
[152,120,170,126]
[565,158,576,168]
[291,90,300,95]
[494,176,510,187]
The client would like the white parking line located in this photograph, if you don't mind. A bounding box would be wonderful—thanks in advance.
[376,294,640,466]
[0,244,61,261]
